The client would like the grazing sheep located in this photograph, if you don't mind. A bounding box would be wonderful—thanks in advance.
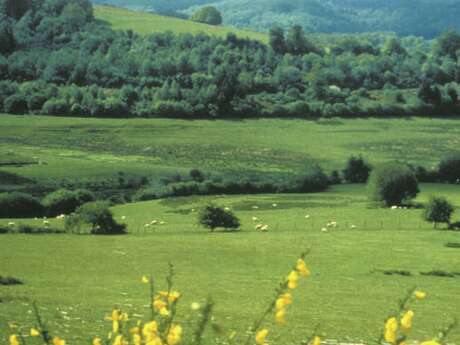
[252,216,258,222]
[272,203,278,207]
[305,215,310,219]
[260,225,269,232]
[151,220,158,225]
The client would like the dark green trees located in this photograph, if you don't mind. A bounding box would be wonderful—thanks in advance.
[423,196,454,228]
[198,204,240,231]
[191,6,222,25]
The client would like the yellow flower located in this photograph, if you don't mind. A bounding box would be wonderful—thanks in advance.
[53,337,66,345]
[287,270,299,289]
[130,327,141,335]
[275,308,286,325]
[400,310,414,332]
[296,259,311,277]
[168,291,181,303]
[420,341,441,345]
[414,291,426,300]
[30,328,40,336]
[229,331,237,339]
[255,329,269,345]
[143,321,159,341]
[133,334,142,345]
[111,309,122,321]
[160,307,170,317]
[9,335,20,345]
[113,335,128,345]
[146,337,163,345]
[311,336,321,345]
[276,293,293,311]
[93,337,102,345]
[167,324,183,345]
[384,317,398,344]
[113,320,120,333]
[141,275,150,284]
[153,298,167,311]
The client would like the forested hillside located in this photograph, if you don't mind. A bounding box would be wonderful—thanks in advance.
[1,0,460,119]
[92,0,460,38]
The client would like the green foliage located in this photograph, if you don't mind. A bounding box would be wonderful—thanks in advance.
[0,192,43,218]
[342,156,371,183]
[190,6,222,25]
[438,154,460,184]
[66,201,126,235]
[423,196,454,228]
[198,204,240,231]
[43,188,95,216]
[367,162,419,207]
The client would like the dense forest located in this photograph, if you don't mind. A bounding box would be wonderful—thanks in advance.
[1,0,460,119]
[93,0,460,38]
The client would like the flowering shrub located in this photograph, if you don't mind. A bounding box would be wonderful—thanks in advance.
[6,254,457,345]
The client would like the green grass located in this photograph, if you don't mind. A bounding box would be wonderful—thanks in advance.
[2,114,460,185]
[1,184,460,344]
[94,5,268,42]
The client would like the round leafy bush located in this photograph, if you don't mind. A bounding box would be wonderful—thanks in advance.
[367,162,419,206]
[43,188,95,216]
[423,196,454,228]
[67,201,126,235]
[342,155,372,183]
[0,192,44,218]
[190,6,222,25]
[438,154,460,183]
[198,204,240,231]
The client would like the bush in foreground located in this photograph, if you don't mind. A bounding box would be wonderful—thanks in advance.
[367,162,419,207]
[65,201,126,235]
[423,196,455,229]
[342,155,372,183]
[198,204,240,231]
[0,192,43,218]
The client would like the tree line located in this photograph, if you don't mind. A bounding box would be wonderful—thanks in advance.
[1,0,460,119]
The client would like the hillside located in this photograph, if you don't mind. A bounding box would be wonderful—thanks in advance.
[93,5,267,41]
[92,0,460,38]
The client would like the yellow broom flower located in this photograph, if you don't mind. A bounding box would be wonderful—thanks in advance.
[30,328,40,336]
[143,321,159,341]
[153,298,167,311]
[311,336,321,345]
[400,310,414,332]
[414,291,426,300]
[168,291,181,303]
[167,324,183,345]
[141,276,150,284]
[384,317,398,344]
[9,335,20,345]
[275,308,286,325]
[133,334,142,345]
[255,329,269,345]
[93,337,102,345]
[296,259,311,277]
[52,337,66,345]
[287,270,299,289]
[420,341,441,345]
[113,335,128,345]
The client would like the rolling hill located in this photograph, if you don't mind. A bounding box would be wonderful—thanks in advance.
[92,0,460,38]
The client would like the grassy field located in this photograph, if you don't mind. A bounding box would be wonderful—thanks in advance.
[94,5,268,42]
[1,114,460,185]
[1,184,460,344]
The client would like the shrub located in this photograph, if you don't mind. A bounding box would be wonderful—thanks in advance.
[342,155,372,183]
[0,192,44,218]
[198,204,240,232]
[0,276,23,285]
[133,188,157,202]
[189,169,205,182]
[438,154,460,183]
[367,162,419,207]
[66,201,126,235]
[43,189,94,216]
[296,165,329,192]
[423,196,454,228]
[190,6,222,25]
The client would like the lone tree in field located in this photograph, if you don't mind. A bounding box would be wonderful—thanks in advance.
[191,6,222,26]
[423,196,454,229]
[438,154,460,184]
[367,162,419,207]
[342,155,372,183]
[198,204,240,232]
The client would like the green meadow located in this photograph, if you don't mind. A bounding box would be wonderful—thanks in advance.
[1,115,460,188]
[93,5,268,42]
[1,184,460,344]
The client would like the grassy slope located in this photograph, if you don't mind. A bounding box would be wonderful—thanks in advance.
[2,115,460,184]
[1,184,460,343]
[93,5,268,42]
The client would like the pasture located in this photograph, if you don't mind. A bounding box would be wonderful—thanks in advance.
[1,184,460,344]
[1,115,460,186]
[93,5,268,42]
